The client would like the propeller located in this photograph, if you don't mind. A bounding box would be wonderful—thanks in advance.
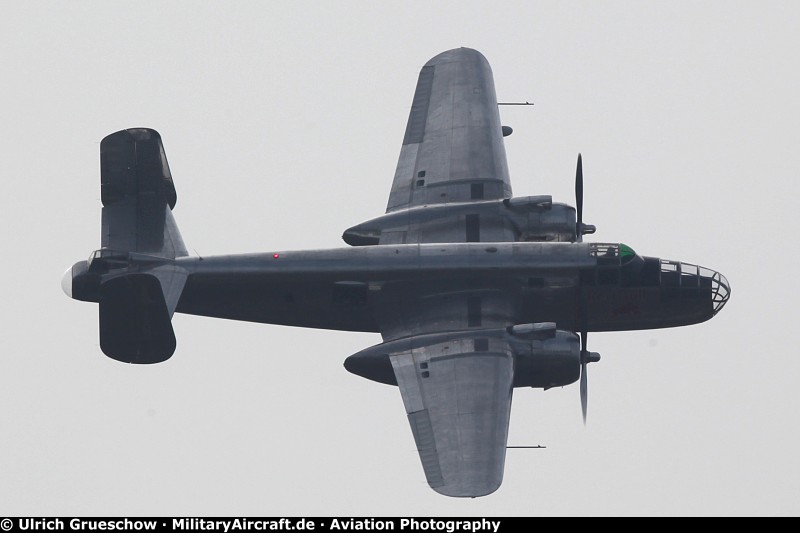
[580,331,588,423]
[574,152,600,422]
[575,154,584,242]
[578,330,601,425]
[574,153,596,242]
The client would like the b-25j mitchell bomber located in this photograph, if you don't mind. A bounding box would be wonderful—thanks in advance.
[62,48,730,497]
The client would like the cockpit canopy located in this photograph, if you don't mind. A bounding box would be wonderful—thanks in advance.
[589,243,638,266]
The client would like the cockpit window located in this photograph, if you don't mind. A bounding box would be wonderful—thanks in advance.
[590,243,637,266]
[589,243,617,257]
[590,243,619,266]
[619,244,636,264]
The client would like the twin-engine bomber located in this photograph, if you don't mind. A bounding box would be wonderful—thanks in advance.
[62,48,730,497]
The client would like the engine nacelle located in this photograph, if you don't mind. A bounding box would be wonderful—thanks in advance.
[343,196,579,245]
[510,330,581,389]
[506,201,577,242]
[344,326,581,390]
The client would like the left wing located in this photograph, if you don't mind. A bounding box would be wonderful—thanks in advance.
[343,48,578,246]
[390,334,514,497]
[343,48,526,246]
[386,48,511,213]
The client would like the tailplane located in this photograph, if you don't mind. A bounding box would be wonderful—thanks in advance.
[63,128,188,363]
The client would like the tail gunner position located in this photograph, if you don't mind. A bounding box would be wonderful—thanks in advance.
[63,48,729,497]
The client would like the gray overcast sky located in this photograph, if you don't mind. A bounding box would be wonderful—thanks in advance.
[2,0,798,516]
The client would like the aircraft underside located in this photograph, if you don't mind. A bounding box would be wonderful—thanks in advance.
[63,48,729,497]
[172,249,718,336]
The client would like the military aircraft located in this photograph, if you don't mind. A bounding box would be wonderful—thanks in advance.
[62,48,730,498]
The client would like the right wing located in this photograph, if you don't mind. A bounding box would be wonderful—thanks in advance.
[370,267,519,496]
[390,334,514,497]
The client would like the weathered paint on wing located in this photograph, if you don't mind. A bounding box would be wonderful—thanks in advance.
[386,48,512,213]
[391,336,514,497]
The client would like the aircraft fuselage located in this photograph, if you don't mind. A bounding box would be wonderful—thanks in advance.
[68,241,727,339]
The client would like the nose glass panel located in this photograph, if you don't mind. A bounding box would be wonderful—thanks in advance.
[696,264,730,314]
[660,260,730,315]
[710,271,730,315]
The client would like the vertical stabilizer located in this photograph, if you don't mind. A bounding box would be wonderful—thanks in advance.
[100,128,187,258]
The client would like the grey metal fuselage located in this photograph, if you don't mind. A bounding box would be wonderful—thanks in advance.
[70,241,721,339]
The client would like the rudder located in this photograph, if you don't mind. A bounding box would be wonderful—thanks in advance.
[100,128,187,258]
[99,274,176,364]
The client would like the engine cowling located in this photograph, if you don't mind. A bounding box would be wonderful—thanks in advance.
[508,201,577,242]
[344,325,581,390]
[509,329,581,389]
[342,196,580,246]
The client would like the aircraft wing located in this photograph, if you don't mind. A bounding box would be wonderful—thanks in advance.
[347,48,523,495]
[386,48,512,213]
[341,48,552,246]
[372,278,518,496]
[391,335,514,497]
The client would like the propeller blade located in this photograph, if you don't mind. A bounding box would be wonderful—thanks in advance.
[580,360,588,425]
[580,329,588,425]
[575,153,583,242]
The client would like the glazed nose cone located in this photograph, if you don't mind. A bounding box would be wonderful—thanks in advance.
[711,271,730,315]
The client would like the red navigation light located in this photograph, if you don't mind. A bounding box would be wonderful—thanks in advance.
[273,253,280,259]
